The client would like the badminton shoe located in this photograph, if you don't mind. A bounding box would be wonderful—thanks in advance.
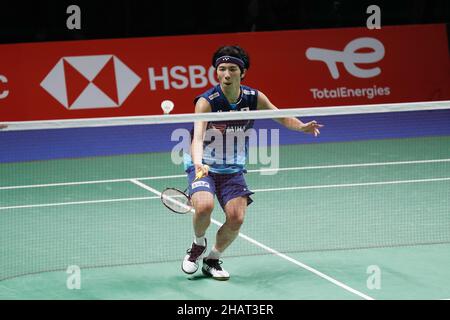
[182,239,207,274]
[202,258,230,280]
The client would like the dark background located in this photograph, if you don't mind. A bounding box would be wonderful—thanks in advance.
[0,0,448,44]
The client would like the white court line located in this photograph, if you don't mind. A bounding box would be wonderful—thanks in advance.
[252,177,450,192]
[1,158,450,191]
[0,196,158,210]
[130,179,375,300]
[2,177,450,210]
[0,175,186,190]
[247,158,450,173]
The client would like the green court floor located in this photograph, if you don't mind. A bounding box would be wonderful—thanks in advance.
[1,136,450,299]
[1,244,449,300]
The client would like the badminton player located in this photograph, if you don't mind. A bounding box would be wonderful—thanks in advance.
[182,45,323,280]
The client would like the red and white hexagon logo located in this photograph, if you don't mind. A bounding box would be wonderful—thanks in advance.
[40,55,141,109]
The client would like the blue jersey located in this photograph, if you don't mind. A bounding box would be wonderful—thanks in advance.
[184,84,258,174]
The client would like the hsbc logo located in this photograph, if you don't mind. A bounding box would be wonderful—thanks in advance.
[0,74,8,99]
[41,55,141,109]
[306,37,385,79]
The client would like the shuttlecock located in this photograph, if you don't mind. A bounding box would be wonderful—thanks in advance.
[161,100,174,114]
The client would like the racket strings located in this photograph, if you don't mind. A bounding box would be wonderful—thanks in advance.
[161,188,192,213]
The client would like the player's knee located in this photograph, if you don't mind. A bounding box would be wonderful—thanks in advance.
[227,213,245,230]
[195,201,214,215]
[192,192,214,214]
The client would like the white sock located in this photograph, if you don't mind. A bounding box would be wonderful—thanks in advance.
[206,246,221,260]
[194,235,206,246]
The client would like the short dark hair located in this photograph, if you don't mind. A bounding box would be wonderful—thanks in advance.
[212,45,250,72]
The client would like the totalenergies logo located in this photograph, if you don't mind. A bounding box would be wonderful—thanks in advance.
[306,37,385,79]
[41,55,141,109]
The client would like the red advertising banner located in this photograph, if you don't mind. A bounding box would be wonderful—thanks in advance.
[0,24,449,121]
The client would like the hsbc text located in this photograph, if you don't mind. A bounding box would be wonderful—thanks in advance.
[148,65,218,90]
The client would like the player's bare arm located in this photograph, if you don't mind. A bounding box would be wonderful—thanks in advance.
[191,97,211,176]
[257,91,323,137]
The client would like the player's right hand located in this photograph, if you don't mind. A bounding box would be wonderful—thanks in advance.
[194,164,209,180]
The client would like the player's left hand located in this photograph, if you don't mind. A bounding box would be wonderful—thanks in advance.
[300,121,323,137]
[0,124,8,130]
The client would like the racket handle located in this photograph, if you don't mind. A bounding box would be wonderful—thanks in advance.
[194,164,209,181]
[195,172,203,180]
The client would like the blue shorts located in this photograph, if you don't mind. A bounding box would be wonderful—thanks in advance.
[186,166,254,210]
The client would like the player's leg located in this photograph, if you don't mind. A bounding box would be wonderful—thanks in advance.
[202,172,254,280]
[202,196,247,280]
[216,196,247,252]
[191,191,214,242]
[182,168,216,275]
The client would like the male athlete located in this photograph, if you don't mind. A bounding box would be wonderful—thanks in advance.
[182,45,323,280]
